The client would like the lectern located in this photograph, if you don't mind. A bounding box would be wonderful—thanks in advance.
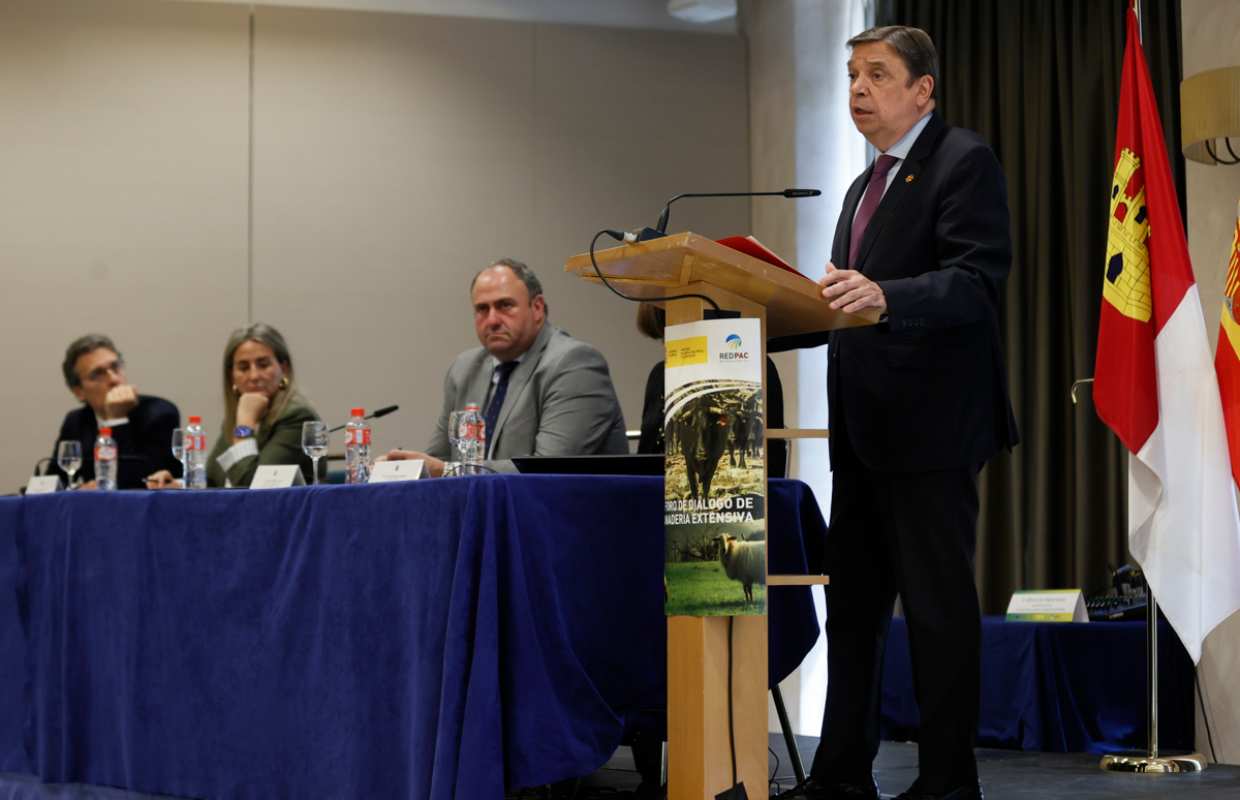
[566,232,876,799]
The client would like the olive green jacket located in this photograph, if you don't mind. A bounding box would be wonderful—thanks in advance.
[206,394,322,487]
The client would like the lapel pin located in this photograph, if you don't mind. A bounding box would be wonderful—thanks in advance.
[905,174,916,184]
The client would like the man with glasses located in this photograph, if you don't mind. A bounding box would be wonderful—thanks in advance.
[49,334,182,489]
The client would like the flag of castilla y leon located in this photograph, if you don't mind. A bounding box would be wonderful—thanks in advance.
[1093,2,1240,664]
[1215,205,1240,486]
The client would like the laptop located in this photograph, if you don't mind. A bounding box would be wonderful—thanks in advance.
[510,454,664,476]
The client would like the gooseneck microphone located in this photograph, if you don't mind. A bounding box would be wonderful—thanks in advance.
[588,187,822,310]
[327,405,399,433]
[647,188,822,241]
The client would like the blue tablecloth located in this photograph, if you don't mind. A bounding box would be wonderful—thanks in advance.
[0,476,824,799]
[881,615,1195,754]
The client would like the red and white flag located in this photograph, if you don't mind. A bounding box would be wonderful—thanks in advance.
[1093,5,1240,664]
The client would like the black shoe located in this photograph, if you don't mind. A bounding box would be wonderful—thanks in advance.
[777,775,880,800]
[892,779,983,800]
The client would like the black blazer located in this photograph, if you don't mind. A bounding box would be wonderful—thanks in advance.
[773,113,1018,471]
[48,395,182,489]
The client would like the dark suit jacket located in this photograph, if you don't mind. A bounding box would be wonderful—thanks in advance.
[49,395,181,489]
[773,113,1018,471]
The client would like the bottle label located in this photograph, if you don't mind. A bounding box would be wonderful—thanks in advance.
[95,444,117,461]
[185,434,206,452]
[346,428,372,446]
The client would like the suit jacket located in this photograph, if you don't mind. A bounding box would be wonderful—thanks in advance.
[773,113,1018,471]
[49,395,181,489]
[427,323,628,465]
[206,393,321,487]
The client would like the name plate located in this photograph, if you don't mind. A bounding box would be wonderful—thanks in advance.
[25,475,63,494]
[1006,589,1088,622]
[369,460,424,483]
[250,465,306,489]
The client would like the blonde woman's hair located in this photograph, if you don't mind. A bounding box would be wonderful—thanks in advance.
[220,322,299,435]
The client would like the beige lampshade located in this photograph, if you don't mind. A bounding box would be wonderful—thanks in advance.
[1181,66,1240,165]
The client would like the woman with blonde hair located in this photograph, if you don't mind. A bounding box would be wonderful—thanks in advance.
[147,323,322,488]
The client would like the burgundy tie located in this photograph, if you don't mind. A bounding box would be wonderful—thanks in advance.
[848,154,899,266]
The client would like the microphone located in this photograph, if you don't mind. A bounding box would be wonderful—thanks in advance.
[328,405,400,433]
[32,457,52,477]
[635,188,822,242]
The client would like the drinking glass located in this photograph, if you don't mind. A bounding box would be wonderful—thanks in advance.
[301,420,329,485]
[447,410,465,462]
[56,440,82,489]
[171,428,186,487]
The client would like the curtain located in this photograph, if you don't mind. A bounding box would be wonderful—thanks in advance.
[873,0,1185,612]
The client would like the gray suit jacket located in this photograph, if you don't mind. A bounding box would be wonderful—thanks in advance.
[427,323,628,466]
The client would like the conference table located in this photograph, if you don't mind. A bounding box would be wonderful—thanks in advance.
[0,475,826,799]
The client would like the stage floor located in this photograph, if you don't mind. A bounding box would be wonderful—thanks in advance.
[5,736,1240,799]
[572,735,1240,800]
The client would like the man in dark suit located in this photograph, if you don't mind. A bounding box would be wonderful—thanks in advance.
[49,334,181,490]
[777,26,1018,800]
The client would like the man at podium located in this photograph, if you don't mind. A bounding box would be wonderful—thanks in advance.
[776,25,1018,800]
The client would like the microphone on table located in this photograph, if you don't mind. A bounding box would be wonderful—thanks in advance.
[32,457,53,477]
[327,405,399,433]
[588,188,822,312]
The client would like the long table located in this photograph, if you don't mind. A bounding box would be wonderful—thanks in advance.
[0,476,825,799]
[881,615,1195,753]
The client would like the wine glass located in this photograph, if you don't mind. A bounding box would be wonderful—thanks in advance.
[171,428,186,488]
[56,440,82,489]
[445,410,466,477]
[301,420,328,485]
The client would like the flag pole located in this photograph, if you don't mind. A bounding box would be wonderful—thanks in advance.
[1099,587,1205,772]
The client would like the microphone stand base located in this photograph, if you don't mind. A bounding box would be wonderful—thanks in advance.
[1099,752,1207,773]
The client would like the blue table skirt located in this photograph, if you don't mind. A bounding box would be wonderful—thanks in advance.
[881,615,1195,754]
[0,476,824,799]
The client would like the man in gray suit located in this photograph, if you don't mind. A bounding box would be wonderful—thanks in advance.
[384,258,628,475]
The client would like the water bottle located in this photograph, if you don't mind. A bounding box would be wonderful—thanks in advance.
[94,427,118,491]
[345,407,372,484]
[184,415,208,489]
[458,403,485,471]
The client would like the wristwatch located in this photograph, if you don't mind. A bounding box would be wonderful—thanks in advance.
[233,425,256,439]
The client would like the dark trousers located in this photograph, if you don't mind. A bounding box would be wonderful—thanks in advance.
[810,424,982,793]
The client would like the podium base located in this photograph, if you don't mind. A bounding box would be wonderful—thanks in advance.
[1099,752,1207,773]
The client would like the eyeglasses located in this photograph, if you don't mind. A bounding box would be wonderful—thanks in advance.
[81,359,124,384]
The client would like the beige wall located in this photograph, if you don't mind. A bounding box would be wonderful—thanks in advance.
[1183,0,1240,767]
[0,0,749,489]
[0,0,251,484]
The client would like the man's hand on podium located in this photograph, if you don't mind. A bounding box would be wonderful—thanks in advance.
[819,262,887,315]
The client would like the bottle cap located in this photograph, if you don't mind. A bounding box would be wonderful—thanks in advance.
[99,427,112,436]
[188,415,202,425]
[351,407,365,417]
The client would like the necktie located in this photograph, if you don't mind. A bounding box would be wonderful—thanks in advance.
[848,154,899,266]
[483,361,518,458]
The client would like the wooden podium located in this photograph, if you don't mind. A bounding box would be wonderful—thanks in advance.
[566,232,876,799]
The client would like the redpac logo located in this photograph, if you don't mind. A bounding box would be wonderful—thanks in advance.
[719,333,750,361]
